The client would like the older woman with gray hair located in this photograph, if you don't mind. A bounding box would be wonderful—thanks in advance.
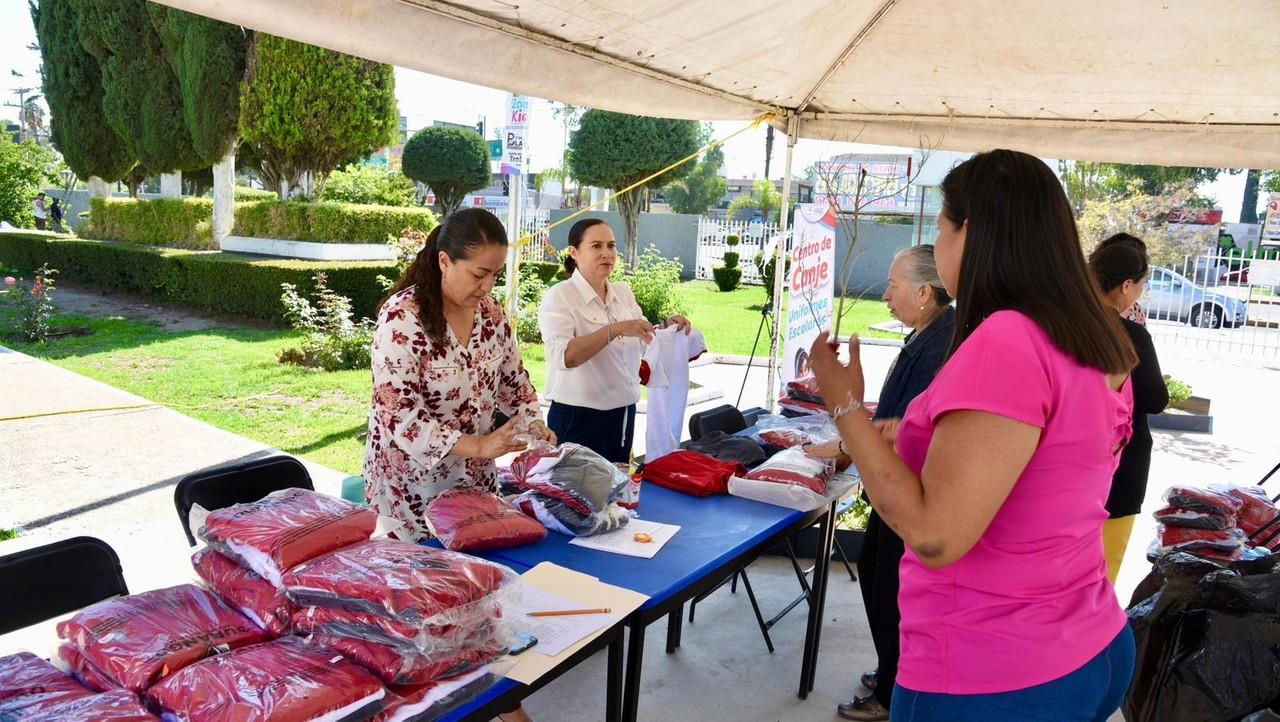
[808,244,954,721]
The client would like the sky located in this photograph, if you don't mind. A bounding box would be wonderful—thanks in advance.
[0,2,1255,221]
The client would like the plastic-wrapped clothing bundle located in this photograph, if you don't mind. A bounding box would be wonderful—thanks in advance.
[56,584,270,693]
[15,689,157,721]
[305,631,503,686]
[424,487,547,552]
[640,451,745,497]
[776,395,828,417]
[191,547,294,636]
[508,443,630,537]
[685,430,765,466]
[753,414,839,450]
[147,638,385,722]
[1164,485,1244,518]
[199,488,378,587]
[58,643,123,692]
[291,599,502,652]
[784,377,825,405]
[374,667,493,722]
[742,447,833,494]
[283,539,517,623]
[1155,526,1248,563]
[1225,485,1280,537]
[1152,505,1234,530]
[0,651,93,717]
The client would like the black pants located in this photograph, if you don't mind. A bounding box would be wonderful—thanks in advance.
[547,401,636,464]
[858,508,905,707]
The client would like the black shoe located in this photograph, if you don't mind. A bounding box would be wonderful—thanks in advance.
[837,695,889,721]
[860,669,878,692]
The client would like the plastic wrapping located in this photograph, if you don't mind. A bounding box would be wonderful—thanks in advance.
[147,637,385,722]
[191,547,294,636]
[56,584,270,693]
[784,376,825,405]
[730,470,859,512]
[424,486,547,552]
[508,443,631,537]
[742,447,833,495]
[1225,485,1280,537]
[1164,485,1244,518]
[199,488,378,587]
[753,414,839,449]
[305,631,504,686]
[1158,525,1247,553]
[685,430,765,466]
[776,396,828,417]
[1152,505,1234,530]
[0,651,93,717]
[640,450,744,498]
[374,666,495,722]
[291,597,506,654]
[16,689,157,721]
[58,643,123,692]
[283,539,518,624]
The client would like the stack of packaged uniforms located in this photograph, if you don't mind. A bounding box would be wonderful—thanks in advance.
[777,377,827,417]
[424,486,547,552]
[0,651,157,721]
[507,443,631,536]
[1152,484,1280,562]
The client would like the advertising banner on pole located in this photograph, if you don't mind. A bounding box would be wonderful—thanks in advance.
[500,94,529,176]
[782,203,838,385]
[1263,193,1280,242]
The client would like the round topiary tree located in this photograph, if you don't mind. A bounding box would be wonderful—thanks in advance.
[713,234,742,291]
[401,126,491,218]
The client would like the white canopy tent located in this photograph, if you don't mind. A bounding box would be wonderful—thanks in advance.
[155,0,1280,406]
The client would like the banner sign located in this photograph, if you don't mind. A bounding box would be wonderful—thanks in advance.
[782,203,838,384]
[500,94,529,175]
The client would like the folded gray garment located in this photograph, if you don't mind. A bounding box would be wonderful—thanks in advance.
[687,430,766,467]
[515,443,629,536]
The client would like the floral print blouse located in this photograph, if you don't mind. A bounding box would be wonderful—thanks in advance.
[363,287,539,540]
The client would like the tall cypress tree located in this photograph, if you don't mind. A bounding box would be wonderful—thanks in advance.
[31,0,135,182]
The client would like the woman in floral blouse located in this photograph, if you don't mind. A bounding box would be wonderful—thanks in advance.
[364,208,554,541]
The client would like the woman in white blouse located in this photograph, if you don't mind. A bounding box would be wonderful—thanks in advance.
[538,219,690,462]
[364,208,555,542]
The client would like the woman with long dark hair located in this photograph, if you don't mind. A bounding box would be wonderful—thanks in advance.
[364,208,554,541]
[538,218,690,462]
[809,150,1137,720]
[1089,233,1168,583]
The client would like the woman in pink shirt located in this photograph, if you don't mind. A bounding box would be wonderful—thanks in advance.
[809,149,1138,721]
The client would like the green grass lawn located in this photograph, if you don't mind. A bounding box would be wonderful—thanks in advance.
[1,281,891,475]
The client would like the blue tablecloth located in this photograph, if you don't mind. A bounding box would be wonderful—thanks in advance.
[484,484,804,609]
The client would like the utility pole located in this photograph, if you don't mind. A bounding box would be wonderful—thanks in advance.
[4,86,37,142]
[764,124,775,180]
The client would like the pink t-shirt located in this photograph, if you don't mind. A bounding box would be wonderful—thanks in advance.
[895,310,1133,695]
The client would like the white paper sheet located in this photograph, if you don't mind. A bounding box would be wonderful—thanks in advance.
[506,586,621,657]
[567,519,680,558]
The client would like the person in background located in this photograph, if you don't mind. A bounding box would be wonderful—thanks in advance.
[538,218,690,462]
[364,208,554,540]
[32,192,47,231]
[806,244,954,721]
[49,198,65,233]
[1089,233,1168,583]
[809,149,1137,721]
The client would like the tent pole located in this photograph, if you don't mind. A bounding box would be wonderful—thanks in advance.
[765,115,798,412]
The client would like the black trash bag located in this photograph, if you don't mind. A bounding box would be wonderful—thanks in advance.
[1124,552,1280,722]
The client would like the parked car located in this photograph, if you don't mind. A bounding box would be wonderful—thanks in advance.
[1144,267,1248,329]
[1219,265,1249,285]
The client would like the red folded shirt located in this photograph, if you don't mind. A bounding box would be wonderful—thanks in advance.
[17,689,157,721]
[58,644,122,692]
[292,598,501,651]
[56,584,270,692]
[283,539,515,623]
[192,547,294,636]
[147,638,386,722]
[641,450,745,497]
[200,488,378,586]
[1225,485,1280,537]
[1164,485,1244,518]
[424,487,547,552]
[1158,525,1246,553]
[374,667,492,722]
[308,632,501,686]
[744,447,832,495]
[0,652,92,717]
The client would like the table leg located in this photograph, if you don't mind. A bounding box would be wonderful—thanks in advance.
[798,504,834,698]
[807,500,838,694]
[607,626,624,722]
[623,615,646,722]
[665,606,683,653]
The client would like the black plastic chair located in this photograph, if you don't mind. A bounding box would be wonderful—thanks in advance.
[0,536,128,634]
[688,404,748,441]
[174,454,314,546]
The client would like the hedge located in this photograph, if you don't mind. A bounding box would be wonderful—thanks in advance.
[233,186,278,201]
[0,233,395,323]
[233,200,437,244]
[87,198,215,250]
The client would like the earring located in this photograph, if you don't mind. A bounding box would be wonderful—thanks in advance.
[919,304,925,310]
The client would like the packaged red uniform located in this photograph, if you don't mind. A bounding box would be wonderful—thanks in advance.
[640,451,745,497]
[0,651,92,717]
[1224,485,1280,537]
[283,540,515,623]
[291,599,501,652]
[424,487,546,552]
[307,632,502,686]
[743,447,832,494]
[56,584,270,692]
[200,488,378,587]
[147,638,385,722]
[58,643,122,692]
[17,689,157,721]
[1163,485,1244,518]
[373,667,492,722]
[192,547,294,635]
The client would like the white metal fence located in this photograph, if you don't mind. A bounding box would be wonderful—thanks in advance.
[1143,250,1280,357]
[695,217,782,284]
[503,207,553,262]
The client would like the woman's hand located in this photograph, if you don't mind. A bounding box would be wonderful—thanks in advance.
[610,319,655,344]
[808,332,866,414]
[526,419,557,446]
[664,315,693,334]
[477,418,529,459]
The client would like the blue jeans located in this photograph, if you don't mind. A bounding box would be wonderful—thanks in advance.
[891,625,1135,722]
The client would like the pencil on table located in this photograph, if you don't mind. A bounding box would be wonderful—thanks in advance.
[526,608,612,617]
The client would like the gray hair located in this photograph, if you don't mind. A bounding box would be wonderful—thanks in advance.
[893,245,952,307]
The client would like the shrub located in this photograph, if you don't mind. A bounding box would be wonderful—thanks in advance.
[279,272,374,371]
[233,185,277,201]
[614,245,685,323]
[712,266,742,292]
[87,197,215,249]
[233,200,437,244]
[755,251,791,297]
[493,265,548,343]
[521,261,562,285]
[722,251,740,269]
[3,264,58,342]
[0,233,394,323]
[1166,377,1193,406]
[321,163,418,207]
[725,234,741,247]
